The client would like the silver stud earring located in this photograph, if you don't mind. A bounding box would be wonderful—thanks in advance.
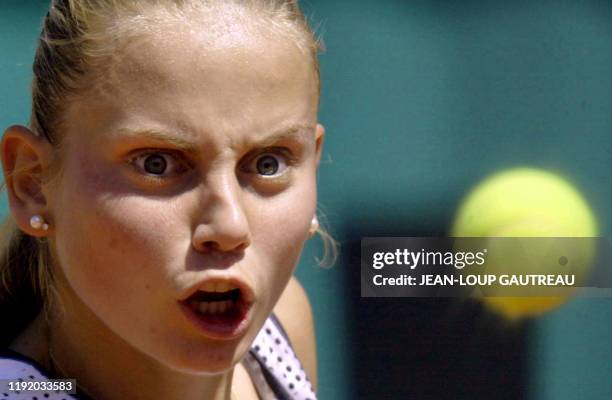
[30,215,49,231]
[308,216,319,237]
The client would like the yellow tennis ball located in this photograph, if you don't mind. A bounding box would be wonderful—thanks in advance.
[451,167,598,319]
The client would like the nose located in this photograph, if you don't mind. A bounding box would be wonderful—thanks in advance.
[192,172,251,254]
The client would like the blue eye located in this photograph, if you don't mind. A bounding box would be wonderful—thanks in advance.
[144,154,167,175]
[132,151,186,179]
[256,154,280,175]
[251,152,289,177]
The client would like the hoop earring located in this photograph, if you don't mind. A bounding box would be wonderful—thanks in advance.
[30,214,49,231]
[308,216,319,237]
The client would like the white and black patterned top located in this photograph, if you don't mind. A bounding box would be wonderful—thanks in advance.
[0,313,317,400]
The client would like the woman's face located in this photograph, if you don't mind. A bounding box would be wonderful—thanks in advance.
[47,21,322,373]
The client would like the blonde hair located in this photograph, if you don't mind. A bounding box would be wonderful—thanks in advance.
[0,0,336,347]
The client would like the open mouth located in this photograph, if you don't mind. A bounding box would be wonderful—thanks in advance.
[179,281,253,338]
[188,285,243,316]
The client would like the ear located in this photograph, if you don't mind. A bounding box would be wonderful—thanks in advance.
[1,125,55,237]
[314,123,325,168]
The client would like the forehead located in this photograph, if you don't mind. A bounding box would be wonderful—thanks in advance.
[67,11,318,149]
[92,10,315,105]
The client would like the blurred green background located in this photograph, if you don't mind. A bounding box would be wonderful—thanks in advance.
[1,1,611,399]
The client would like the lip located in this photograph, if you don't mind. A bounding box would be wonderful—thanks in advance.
[178,299,253,340]
[178,275,255,340]
[179,274,256,304]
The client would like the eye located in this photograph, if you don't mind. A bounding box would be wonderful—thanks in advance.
[243,150,292,177]
[130,151,187,179]
[256,154,281,175]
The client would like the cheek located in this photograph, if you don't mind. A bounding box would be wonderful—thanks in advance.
[257,175,315,238]
[52,161,185,319]
[250,175,317,281]
[57,203,156,296]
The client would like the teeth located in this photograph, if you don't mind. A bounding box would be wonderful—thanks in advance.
[200,281,239,293]
[193,300,235,315]
[198,302,210,313]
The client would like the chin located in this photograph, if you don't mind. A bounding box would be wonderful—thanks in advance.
[150,339,247,375]
[168,360,237,376]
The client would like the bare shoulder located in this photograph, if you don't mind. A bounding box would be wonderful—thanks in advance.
[273,276,318,391]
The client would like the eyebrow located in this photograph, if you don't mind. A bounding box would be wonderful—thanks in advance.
[249,124,315,149]
[112,124,315,152]
[113,128,200,152]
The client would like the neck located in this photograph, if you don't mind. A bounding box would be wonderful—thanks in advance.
[38,292,236,400]
[10,305,234,400]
